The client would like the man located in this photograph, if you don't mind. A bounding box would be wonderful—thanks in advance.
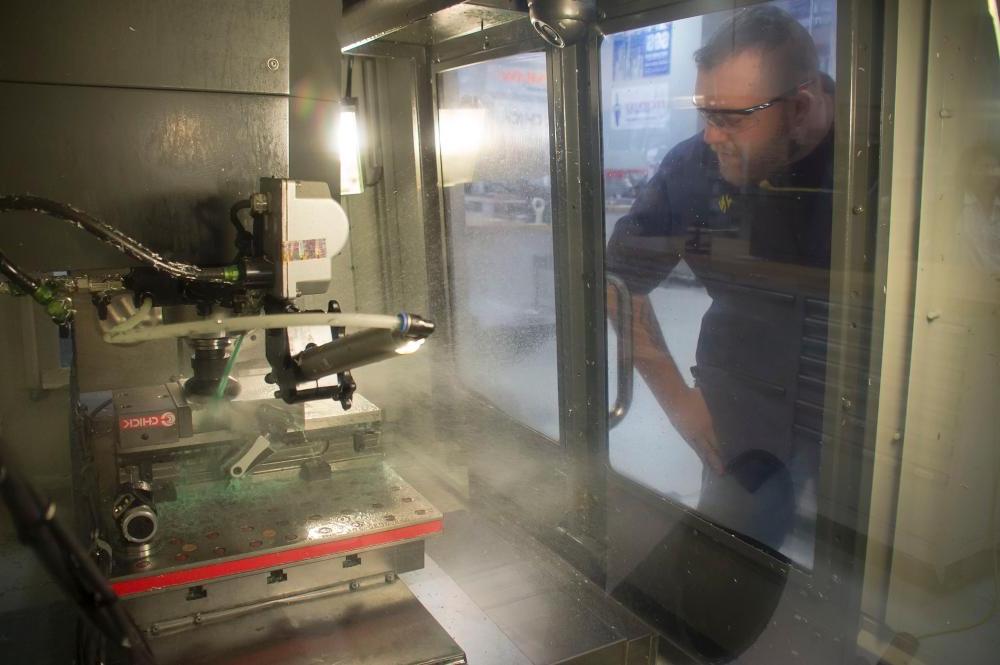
[607,5,835,553]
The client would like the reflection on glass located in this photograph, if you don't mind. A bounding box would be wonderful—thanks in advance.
[604,0,837,570]
[602,1,1000,664]
[438,53,559,439]
[439,108,487,186]
[603,3,843,659]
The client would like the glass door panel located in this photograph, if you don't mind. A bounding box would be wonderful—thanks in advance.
[602,0,839,569]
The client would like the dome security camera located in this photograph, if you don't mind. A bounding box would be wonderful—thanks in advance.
[528,0,597,48]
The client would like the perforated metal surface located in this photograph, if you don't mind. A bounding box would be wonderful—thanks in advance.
[110,464,441,580]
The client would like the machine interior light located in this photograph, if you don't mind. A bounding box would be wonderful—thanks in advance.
[339,102,364,196]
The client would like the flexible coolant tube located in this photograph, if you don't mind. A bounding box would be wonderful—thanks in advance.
[0,195,238,284]
[107,298,153,334]
[102,312,402,344]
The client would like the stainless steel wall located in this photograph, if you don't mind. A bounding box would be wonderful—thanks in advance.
[0,0,294,270]
[0,6,340,660]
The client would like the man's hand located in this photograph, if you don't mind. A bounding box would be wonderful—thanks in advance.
[609,287,726,475]
[667,386,726,475]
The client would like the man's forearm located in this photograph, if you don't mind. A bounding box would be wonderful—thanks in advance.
[608,287,723,472]
[631,294,691,413]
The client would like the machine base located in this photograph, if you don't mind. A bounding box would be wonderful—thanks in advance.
[118,571,466,665]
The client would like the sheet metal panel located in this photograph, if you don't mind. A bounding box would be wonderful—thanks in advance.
[0,0,290,94]
[0,82,288,269]
[339,0,460,52]
[141,576,466,665]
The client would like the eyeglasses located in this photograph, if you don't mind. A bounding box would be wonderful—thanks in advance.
[694,80,812,132]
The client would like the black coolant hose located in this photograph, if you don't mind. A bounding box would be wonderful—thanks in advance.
[0,246,40,293]
[0,195,238,284]
[0,247,72,323]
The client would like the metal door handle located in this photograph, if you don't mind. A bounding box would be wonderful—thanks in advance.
[607,274,634,428]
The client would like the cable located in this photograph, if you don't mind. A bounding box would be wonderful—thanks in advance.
[0,247,40,293]
[0,195,237,284]
[0,443,155,664]
[229,199,254,259]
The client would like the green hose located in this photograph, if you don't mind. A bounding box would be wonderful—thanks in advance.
[214,333,246,400]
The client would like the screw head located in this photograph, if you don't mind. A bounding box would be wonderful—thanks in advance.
[266,57,280,71]
[250,192,269,214]
[852,205,864,215]
[349,580,361,591]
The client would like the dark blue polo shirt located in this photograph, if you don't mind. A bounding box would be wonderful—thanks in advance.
[607,128,835,470]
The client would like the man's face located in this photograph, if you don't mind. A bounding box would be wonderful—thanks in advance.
[694,50,797,187]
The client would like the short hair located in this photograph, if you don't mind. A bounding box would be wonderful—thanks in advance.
[694,5,820,92]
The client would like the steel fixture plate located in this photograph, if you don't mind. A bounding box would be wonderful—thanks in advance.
[110,464,442,596]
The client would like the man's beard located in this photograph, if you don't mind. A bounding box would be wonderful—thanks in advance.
[715,126,797,187]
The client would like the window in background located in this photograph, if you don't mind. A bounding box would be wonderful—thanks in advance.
[437,52,559,441]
